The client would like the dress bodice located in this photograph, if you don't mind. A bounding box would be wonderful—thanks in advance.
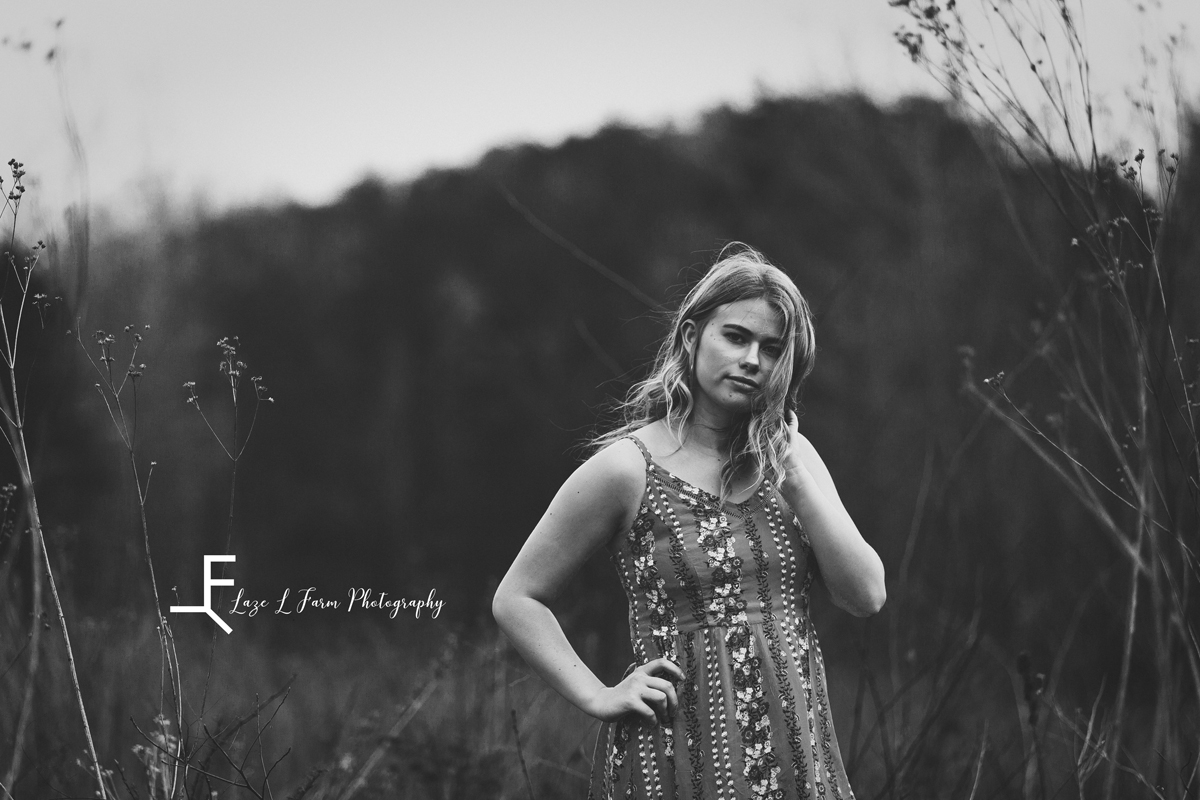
[607,435,816,643]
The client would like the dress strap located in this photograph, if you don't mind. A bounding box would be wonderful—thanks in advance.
[623,434,654,465]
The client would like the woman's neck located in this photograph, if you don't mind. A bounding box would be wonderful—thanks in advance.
[679,405,740,457]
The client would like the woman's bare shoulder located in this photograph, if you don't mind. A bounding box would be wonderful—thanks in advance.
[582,435,647,500]
[622,419,671,458]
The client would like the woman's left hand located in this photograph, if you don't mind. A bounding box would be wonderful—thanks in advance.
[785,408,800,440]
[782,409,813,482]
[777,409,887,617]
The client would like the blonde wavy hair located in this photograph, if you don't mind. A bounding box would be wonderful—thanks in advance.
[591,242,816,500]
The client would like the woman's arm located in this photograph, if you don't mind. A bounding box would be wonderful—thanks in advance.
[492,438,684,724]
[778,412,886,617]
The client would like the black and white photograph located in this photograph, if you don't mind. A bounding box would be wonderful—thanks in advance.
[1,1,1198,797]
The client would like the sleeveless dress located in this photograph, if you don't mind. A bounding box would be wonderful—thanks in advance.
[587,435,855,800]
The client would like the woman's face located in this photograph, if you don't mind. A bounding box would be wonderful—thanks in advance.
[683,297,785,420]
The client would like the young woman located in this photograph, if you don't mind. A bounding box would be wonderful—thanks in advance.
[492,244,885,799]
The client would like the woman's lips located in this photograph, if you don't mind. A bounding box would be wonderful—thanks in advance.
[727,376,759,390]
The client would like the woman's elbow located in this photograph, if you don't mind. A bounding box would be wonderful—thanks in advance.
[857,583,887,617]
[859,553,887,615]
[492,582,538,630]
[492,584,516,627]
[836,570,887,617]
[839,587,885,617]
[861,561,888,615]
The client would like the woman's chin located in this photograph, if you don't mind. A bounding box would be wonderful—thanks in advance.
[694,385,759,419]
[712,394,756,416]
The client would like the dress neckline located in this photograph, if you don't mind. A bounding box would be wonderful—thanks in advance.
[626,435,766,512]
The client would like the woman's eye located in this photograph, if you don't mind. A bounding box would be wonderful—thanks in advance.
[725,332,744,343]
[763,346,782,358]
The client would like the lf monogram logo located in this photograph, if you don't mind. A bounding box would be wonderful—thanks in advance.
[170,555,236,633]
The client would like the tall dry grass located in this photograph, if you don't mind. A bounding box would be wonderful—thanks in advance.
[890,1,1198,797]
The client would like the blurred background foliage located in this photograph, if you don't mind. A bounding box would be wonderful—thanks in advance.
[3,91,1196,795]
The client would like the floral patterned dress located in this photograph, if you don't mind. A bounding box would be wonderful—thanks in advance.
[587,435,855,800]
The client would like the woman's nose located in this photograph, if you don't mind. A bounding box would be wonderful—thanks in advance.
[741,344,760,370]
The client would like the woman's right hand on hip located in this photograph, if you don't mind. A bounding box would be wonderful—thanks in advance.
[585,657,684,725]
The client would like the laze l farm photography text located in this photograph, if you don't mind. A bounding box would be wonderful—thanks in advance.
[228,587,445,620]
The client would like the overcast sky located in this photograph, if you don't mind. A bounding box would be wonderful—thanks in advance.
[2,0,1196,227]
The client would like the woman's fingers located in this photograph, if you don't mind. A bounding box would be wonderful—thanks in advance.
[616,682,663,725]
[636,678,677,723]
[631,697,659,724]
[658,657,686,683]
[645,676,678,717]
[642,657,684,684]
[630,659,683,723]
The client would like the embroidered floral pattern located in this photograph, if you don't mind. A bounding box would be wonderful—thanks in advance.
[747,506,812,799]
[683,495,780,798]
[627,504,679,651]
[681,633,705,798]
